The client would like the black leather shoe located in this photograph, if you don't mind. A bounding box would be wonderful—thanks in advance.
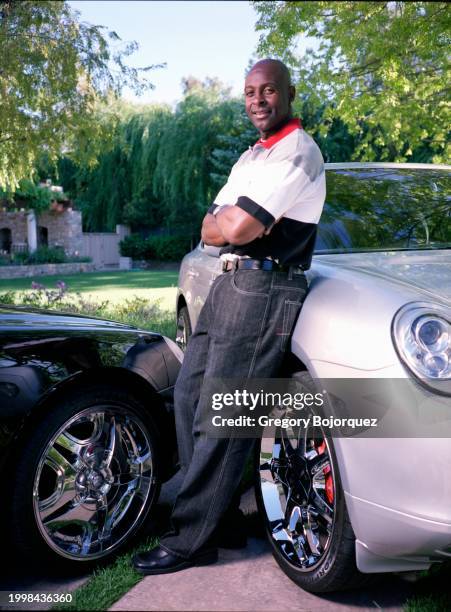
[132,545,218,575]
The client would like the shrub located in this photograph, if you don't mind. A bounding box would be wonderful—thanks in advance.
[11,251,30,265]
[120,234,191,262]
[119,234,146,259]
[27,246,67,264]
[145,235,191,261]
[0,179,52,214]
[67,255,92,263]
[0,290,15,304]
[0,282,175,338]
[1,249,91,266]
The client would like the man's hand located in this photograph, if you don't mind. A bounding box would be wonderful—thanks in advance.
[202,205,279,245]
[201,213,228,247]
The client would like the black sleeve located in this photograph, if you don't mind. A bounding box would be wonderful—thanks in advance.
[236,196,275,229]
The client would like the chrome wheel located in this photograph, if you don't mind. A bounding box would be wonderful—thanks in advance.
[33,406,156,561]
[176,306,191,352]
[259,424,336,570]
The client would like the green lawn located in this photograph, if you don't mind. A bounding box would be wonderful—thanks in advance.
[0,270,179,311]
[52,537,159,612]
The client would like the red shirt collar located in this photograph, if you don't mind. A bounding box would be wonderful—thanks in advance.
[256,117,302,150]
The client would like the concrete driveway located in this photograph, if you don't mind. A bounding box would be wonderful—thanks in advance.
[109,474,417,612]
[0,471,421,612]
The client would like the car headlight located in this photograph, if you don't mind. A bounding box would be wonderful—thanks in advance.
[392,302,451,394]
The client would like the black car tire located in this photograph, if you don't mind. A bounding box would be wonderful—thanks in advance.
[176,305,192,352]
[10,384,161,569]
[255,371,370,593]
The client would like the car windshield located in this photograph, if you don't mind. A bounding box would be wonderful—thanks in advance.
[316,168,451,253]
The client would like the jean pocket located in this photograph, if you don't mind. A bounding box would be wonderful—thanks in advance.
[231,270,270,297]
[280,299,303,352]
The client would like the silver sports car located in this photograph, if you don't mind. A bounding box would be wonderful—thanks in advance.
[176,163,451,592]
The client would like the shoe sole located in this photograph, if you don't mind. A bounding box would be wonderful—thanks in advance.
[134,550,218,575]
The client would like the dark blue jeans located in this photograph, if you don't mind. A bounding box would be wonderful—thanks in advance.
[160,268,308,558]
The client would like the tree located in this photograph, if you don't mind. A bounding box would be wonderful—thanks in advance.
[151,79,240,236]
[67,101,173,232]
[253,1,450,162]
[0,0,164,189]
[181,75,232,100]
[210,101,256,188]
[40,82,257,235]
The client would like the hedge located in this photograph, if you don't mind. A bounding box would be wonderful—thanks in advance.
[119,234,192,262]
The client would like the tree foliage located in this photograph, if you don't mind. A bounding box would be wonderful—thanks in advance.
[0,0,163,189]
[210,101,256,187]
[119,233,192,262]
[40,81,255,234]
[253,1,450,162]
[37,79,358,235]
[70,102,173,232]
[151,79,244,234]
[0,178,55,213]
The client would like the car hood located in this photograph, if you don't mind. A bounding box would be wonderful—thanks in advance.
[0,304,153,334]
[312,249,451,303]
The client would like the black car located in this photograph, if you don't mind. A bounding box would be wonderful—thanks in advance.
[0,305,181,567]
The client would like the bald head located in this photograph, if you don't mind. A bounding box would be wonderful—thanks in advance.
[248,59,292,87]
[244,58,295,139]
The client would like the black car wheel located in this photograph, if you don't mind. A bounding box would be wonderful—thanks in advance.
[11,385,161,567]
[255,372,366,593]
[176,306,192,352]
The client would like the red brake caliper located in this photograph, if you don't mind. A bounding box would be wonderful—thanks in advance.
[315,440,334,504]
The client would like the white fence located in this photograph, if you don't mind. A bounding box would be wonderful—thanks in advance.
[82,224,130,269]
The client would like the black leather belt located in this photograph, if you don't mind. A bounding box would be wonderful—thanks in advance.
[221,258,306,273]
[222,258,277,272]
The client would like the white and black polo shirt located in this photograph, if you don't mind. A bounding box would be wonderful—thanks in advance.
[208,118,326,269]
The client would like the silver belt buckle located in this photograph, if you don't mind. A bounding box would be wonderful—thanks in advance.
[220,253,240,272]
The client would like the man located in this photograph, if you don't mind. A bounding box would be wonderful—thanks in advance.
[133,58,326,574]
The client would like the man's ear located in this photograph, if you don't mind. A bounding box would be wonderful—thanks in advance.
[289,85,296,104]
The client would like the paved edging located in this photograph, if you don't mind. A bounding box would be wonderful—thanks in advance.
[0,262,95,279]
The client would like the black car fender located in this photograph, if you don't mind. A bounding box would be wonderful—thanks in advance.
[0,325,182,480]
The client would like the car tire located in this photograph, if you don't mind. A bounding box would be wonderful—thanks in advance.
[10,384,161,569]
[255,371,369,593]
[176,305,192,352]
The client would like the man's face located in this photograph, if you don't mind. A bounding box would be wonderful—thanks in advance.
[244,64,293,139]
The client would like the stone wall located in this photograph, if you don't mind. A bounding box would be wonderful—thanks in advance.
[0,208,83,255]
[0,212,27,250]
[40,209,83,256]
[0,262,96,279]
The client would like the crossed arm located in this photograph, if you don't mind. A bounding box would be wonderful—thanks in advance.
[201,205,269,247]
